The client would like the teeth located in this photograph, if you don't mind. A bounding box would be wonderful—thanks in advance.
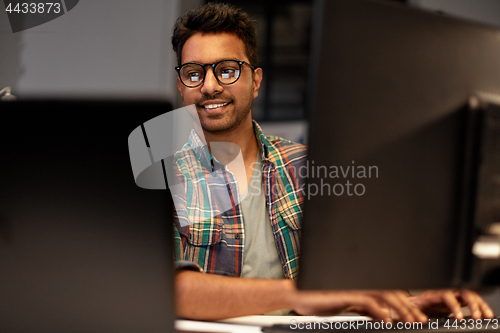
[204,102,229,109]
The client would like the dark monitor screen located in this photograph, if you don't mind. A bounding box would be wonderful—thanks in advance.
[0,100,175,332]
[298,0,500,291]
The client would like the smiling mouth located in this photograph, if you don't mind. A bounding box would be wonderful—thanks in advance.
[201,102,230,110]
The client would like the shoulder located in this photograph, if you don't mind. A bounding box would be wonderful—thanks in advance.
[174,142,195,159]
[253,120,307,162]
[266,136,307,166]
[174,142,194,162]
[173,143,202,175]
[265,135,308,162]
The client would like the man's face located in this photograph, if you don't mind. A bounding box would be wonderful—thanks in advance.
[177,32,263,134]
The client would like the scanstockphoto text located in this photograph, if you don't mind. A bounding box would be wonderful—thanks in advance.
[289,318,500,330]
[246,160,379,199]
[290,319,423,331]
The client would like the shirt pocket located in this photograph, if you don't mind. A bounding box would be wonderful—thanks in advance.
[174,176,224,246]
[182,218,223,246]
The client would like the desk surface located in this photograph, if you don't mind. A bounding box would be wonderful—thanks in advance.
[176,315,371,333]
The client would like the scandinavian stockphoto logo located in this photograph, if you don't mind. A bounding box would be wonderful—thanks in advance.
[3,0,79,33]
[128,105,248,227]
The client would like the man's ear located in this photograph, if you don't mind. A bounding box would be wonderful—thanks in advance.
[252,68,263,99]
[177,77,184,97]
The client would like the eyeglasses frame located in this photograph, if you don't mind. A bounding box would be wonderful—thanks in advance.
[175,59,255,88]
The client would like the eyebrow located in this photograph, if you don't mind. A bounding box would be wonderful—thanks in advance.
[181,58,244,65]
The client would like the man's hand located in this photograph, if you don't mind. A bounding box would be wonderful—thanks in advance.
[409,290,494,320]
[292,290,427,323]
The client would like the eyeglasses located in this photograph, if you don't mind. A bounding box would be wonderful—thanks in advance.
[175,59,255,88]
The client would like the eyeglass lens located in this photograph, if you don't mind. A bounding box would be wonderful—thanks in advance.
[179,60,241,87]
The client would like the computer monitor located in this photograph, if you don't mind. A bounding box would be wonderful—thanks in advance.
[298,0,500,291]
[0,100,175,331]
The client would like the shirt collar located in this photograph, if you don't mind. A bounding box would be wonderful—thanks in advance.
[252,120,272,163]
[187,129,217,171]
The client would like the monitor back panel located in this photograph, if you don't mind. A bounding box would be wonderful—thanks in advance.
[299,0,500,290]
[0,100,175,332]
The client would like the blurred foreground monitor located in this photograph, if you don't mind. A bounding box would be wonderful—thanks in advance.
[0,100,175,332]
[298,0,500,291]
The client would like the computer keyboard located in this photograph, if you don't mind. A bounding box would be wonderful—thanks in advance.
[262,316,500,332]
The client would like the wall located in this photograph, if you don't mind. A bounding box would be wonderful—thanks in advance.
[0,5,21,94]
[0,0,182,100]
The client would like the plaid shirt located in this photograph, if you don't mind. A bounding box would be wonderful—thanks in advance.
[172,121,307,280]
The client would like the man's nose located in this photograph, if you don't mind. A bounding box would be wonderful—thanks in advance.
[200,67,223,95]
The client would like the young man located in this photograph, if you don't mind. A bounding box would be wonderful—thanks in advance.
[170,3,493,321]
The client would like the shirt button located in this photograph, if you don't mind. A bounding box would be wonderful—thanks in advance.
[235,233,240,239]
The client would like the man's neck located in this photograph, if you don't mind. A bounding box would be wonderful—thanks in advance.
[203,117,259,166]
[203,116,259,192]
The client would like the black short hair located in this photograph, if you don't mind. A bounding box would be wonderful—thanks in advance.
[171,3,258,67]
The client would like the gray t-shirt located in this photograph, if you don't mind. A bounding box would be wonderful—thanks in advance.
[240,153,293,315]
[240,153,284,280]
